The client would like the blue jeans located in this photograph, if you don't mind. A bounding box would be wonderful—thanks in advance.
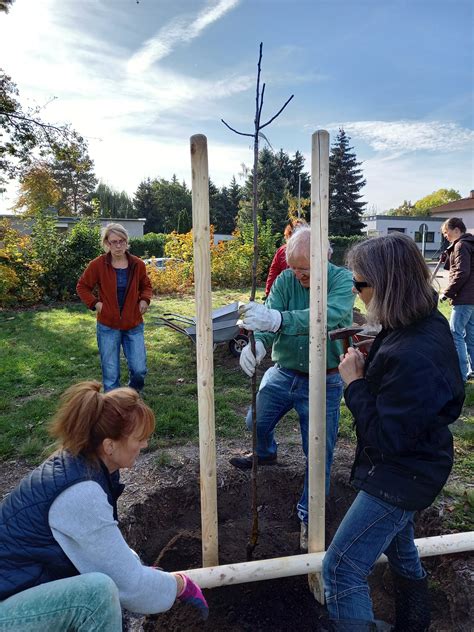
[97,322,147,392]
[322,490,424,622]
[0,573,122,631]
[449,304,474,381]
[245,365,343,523]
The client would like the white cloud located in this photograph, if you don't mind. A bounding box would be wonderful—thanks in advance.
[0,0,253,147]
[127,0,240,74]
[361,152,473,212]
[89,134,251,195]
[331,120,474,153]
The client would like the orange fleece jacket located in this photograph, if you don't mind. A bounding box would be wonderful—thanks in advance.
[77,252,152,330]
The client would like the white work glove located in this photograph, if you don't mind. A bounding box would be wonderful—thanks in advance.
[238,301,282,333]
[239,340,267,377]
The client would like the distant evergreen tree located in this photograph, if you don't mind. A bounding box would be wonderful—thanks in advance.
[240,147,288,232]
[93,183,134,218]
[208,177,240,233]
[329,129,366,235]
[208,178,220,228]
[276,149,310,199]
[176,207,192,233]
[133,178,156,231]
[227,175,242,229]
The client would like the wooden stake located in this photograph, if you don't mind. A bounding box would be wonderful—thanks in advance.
[190,134,219,568]
[307,130,330,603]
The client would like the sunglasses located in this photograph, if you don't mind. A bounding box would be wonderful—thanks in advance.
[352,277,370,292]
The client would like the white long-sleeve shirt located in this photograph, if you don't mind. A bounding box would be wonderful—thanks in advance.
[49,481,178,614]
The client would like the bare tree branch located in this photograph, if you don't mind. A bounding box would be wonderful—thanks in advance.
[259,94,294,130]
[1,111,68,135]
[258,83,266,120]
[220,119,254,138]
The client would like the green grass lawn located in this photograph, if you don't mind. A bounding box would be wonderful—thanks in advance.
[1,291,473,526]
[0,289,256,460]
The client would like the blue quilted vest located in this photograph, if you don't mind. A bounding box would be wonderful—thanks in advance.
[0,450,124,600]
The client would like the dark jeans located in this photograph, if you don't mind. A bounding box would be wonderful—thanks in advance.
[245,364,343,522]
[322,490,424,621]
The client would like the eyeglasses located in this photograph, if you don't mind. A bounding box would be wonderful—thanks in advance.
[352,277,370,292]
[290,266,311,276]
[108,239,126,246]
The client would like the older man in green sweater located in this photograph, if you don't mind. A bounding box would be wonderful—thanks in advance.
[231,225,354,548]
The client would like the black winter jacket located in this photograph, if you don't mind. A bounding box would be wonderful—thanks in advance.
[444,233,474,305]
[344,309,464,510]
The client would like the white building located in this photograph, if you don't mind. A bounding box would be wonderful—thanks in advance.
[361,215,447,256]
[0,214,146,238]
[430,190,474,232]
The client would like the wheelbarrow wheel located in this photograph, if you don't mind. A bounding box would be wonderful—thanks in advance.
[229,334,249,358]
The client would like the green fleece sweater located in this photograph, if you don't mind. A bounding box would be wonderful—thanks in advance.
[256,263,354,371]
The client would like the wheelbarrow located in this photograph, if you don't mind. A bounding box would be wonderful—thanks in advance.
[156,301,249,357]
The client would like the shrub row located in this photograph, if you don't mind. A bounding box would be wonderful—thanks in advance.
[0,216,101,306]
[129,233,167,258]
[0,215,366,306]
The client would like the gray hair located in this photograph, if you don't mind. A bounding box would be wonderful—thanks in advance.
[285,224,334,264]
[101,223,129,252]
[285,224,311,264]
[346,233,436,329]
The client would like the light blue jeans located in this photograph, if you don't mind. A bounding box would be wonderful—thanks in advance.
[97,322,147,392]
[322,490,424,622]
[449,304,474,381]
[0,573,122,631]
[245,364,343,523]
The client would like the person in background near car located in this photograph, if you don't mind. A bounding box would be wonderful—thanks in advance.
[440,217,474,382]
[77,223,152,393]
[322,233,464,631]
[265,219,307,297]
[232,224,354,551]
[0,381,208,631]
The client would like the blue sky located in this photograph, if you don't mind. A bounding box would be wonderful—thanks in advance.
[0,0,472,213]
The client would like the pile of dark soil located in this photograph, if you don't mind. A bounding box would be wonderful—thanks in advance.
[119,440,473,631]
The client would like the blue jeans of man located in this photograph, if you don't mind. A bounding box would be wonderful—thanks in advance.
[449,304,474,381]
[97,322,147,392]
[322,490,425,622]
[0,573,122,631]
[245,364,343,523]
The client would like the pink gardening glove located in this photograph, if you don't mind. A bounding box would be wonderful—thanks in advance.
[176,573,209,620]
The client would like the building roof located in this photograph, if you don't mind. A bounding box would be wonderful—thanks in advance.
[430,193,474,215]
[0,214,145,223]
[362,215,446,221]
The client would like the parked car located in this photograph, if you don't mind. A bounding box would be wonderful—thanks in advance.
[143,257,183,270]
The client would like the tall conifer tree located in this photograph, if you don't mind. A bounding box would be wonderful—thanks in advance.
[133,178,156,231]
[329,128,366,235]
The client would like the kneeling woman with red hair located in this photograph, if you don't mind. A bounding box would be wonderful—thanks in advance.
[0,382,207,631]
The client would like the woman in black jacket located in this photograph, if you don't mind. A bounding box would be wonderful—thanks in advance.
[322,233,464,632]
